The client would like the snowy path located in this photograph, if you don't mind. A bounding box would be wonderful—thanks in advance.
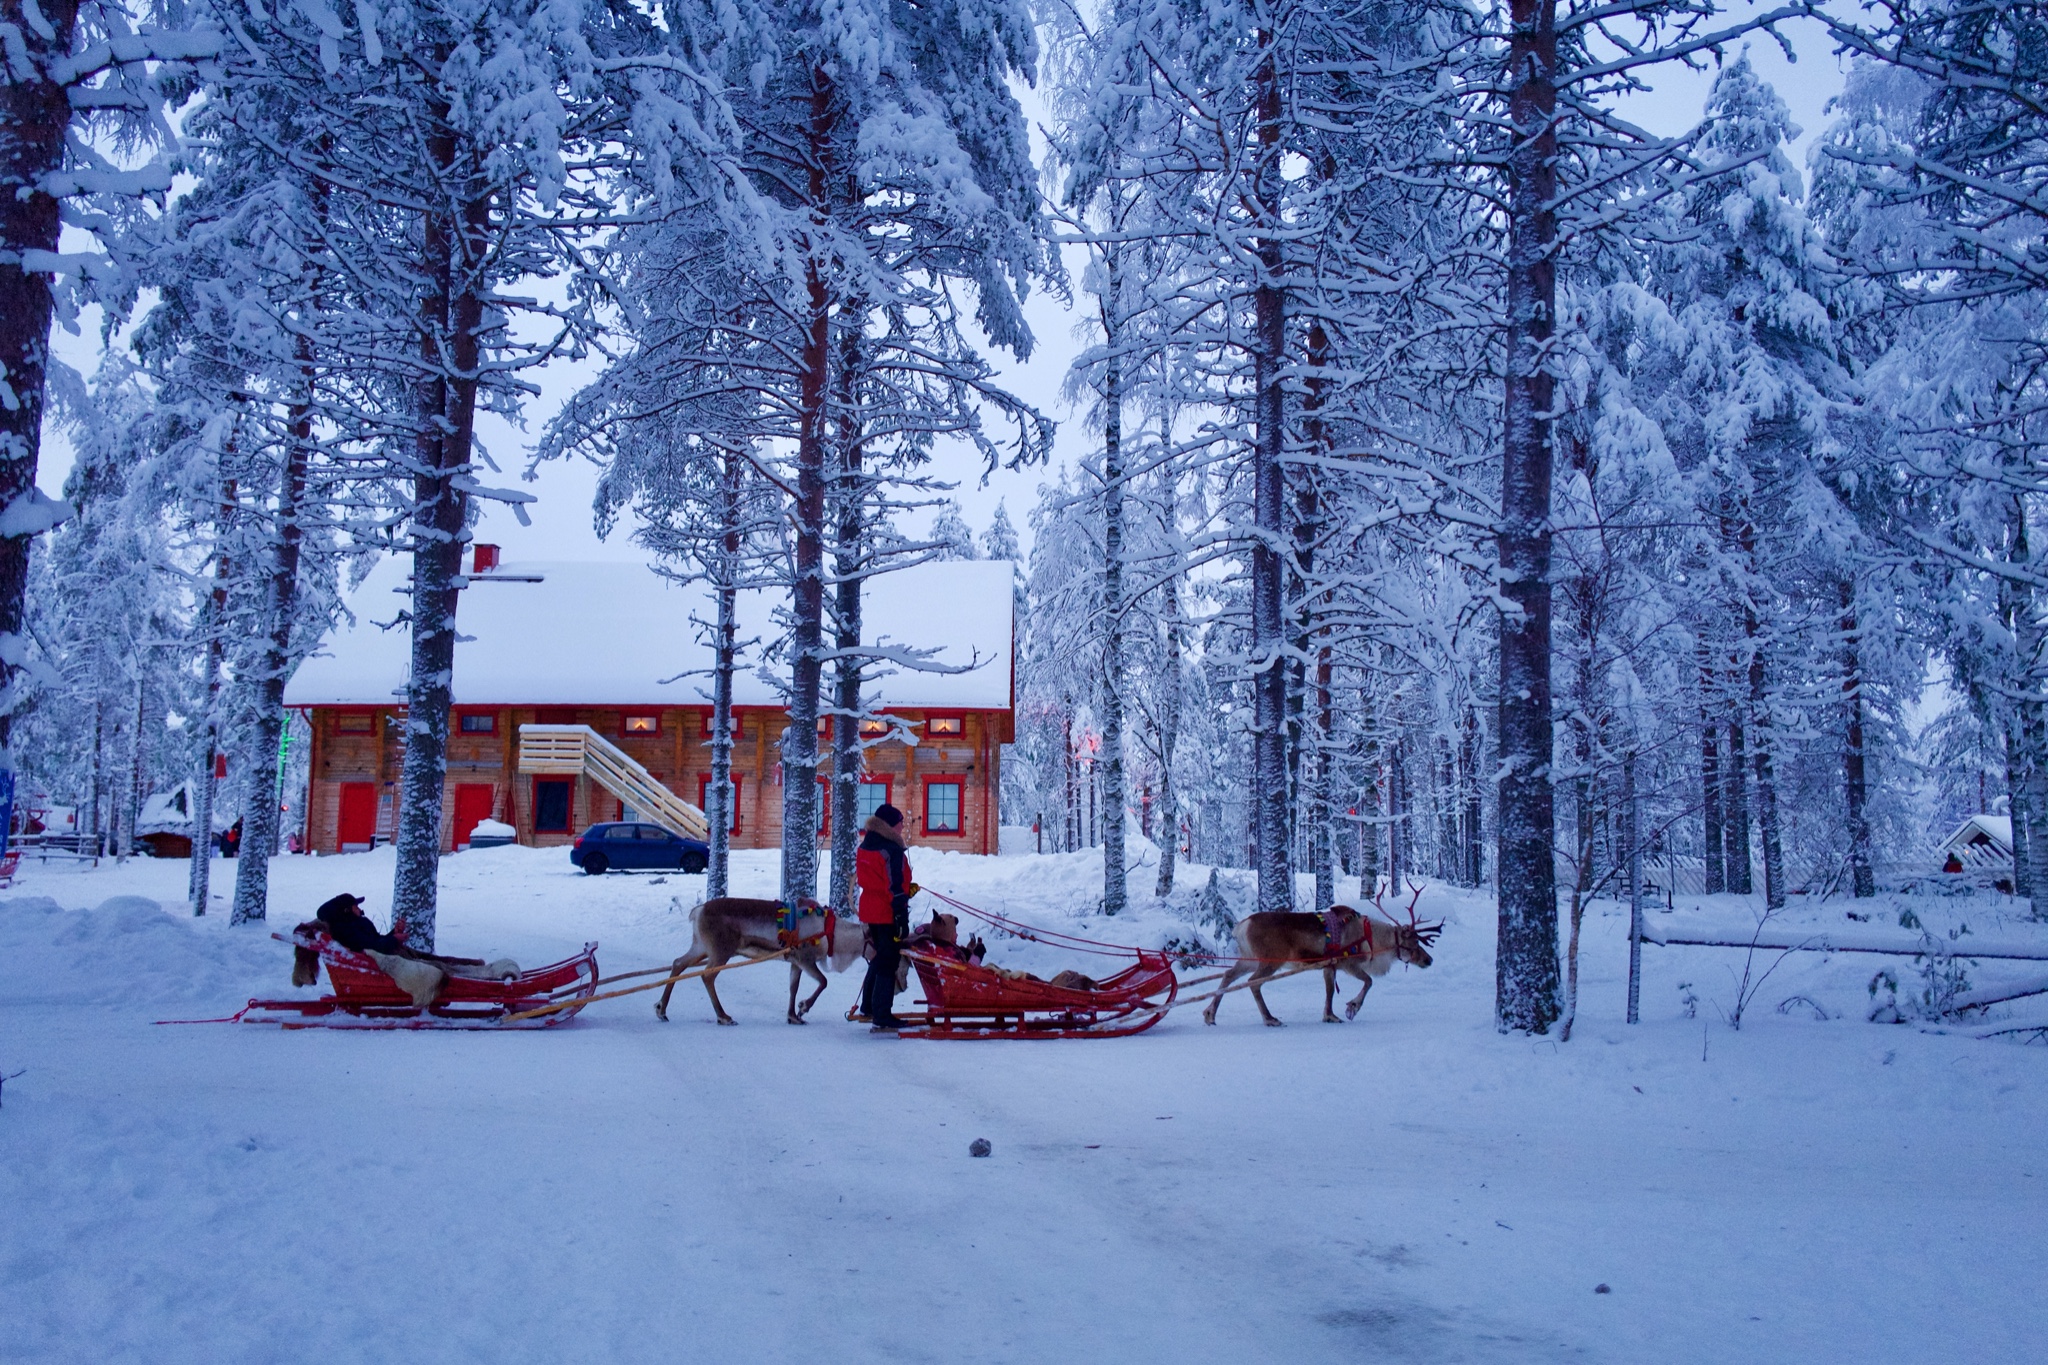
[3,847,2044,1363]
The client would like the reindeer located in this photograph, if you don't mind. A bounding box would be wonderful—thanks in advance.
[1202,886,1441,1027]
[654,898,866,1025]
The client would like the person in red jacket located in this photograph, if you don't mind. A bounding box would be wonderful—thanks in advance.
[855,803,913,1032]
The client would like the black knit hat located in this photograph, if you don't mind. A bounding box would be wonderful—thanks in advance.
[875,803,904,827]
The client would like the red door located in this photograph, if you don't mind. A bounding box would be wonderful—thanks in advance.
[338,783,376,849]
[452,784,495,850]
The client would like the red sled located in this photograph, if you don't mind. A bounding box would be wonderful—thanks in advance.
[227,928,600,1030]
[896,949,1178,1038]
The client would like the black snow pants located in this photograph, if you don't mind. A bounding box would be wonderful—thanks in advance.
[861,924,902,1023]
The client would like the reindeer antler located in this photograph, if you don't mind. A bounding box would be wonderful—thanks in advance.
[1401,881,1444,946]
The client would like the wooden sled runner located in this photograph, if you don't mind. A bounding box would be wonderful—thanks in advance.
[895,948,1178,1038]
[227,928,600,1030]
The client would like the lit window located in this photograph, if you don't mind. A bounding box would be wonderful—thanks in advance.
[925,780,963,834]
[702,712,742,739]
[858,781,890,822]
[336,713,373,734]
[859,716,890,738]
[623,714,659,735]
[926,715,964,737]
[458,713,495,734]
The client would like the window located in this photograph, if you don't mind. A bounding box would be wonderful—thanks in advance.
[926,715,964,737]
[622,714,659,736]
[697,774,743,833]
[859,716,891,738]
[605,824,638,841]
[458,713,496,735]
[858,780,891,823]
[533,778,573,833]
[817,775,832,836]
[637,825,672,841]
[702,711,742,739]
[817,715,832,738]
[336,713,373,734]
[924,779,963,835]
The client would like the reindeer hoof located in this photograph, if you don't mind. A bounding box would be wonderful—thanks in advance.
[1202,1014,1218,1026]
[716,1017,737,1027]
[654,1007,668,1022]
[1323,1014,1343,1024]
[1346,1004,1362,1021]
[787,1015,806,1025]
[1263,1017,1286,1028]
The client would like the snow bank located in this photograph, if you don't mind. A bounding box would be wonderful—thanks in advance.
[0,895,279,1012]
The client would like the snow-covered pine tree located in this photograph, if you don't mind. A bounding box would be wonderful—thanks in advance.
[0,2,215,829]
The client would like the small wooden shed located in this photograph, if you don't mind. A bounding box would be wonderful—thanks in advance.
[1939,814,2014,873]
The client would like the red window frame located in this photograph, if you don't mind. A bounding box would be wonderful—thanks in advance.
[856,777,892,823]
[621,713,660,737]
[697,774,743,834]
[922,777,965,836]
[924,713,965,738]
[456,711,496,735]
[701,710,742,740]
[817,774,832,835]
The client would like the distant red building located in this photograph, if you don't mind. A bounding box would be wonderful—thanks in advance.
[284,554,1015,856]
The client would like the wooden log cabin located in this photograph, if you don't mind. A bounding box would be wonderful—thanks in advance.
[284,551,1015,857]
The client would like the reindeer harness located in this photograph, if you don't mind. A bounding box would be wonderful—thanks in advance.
[774,903,837,952]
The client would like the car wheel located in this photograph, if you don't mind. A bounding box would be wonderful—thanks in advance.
[583,852,608,876]
[682,851,707,875]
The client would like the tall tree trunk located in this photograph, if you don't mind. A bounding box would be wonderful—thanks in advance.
[1303,318,1333,911]
[87,695,102,851]
[1837,581,1876,899]
[121,673,145,859]
[190,475,233,916]
[1249,26,1293,914]
[1495,0,1561,1031]
[234,213,323,924]
[828,319,865,917]
[1154,563,1183,898]
[1700,674,1724,894]
[1743,523,1783,909]
[390,126,485,953]
[1359,685,1381,893]
[1387,738,1406,893]
[2007,717,2031,899]
[1724,713,1751,895]
[1099,274,1127,916]
[0,0,81,783]
[778,67,835,907]
[708,454,742,899]
[1461,706,1483,887]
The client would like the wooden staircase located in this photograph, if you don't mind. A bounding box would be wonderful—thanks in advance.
[515,724,710,840]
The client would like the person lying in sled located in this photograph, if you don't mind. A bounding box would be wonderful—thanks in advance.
[298,894,518,1008]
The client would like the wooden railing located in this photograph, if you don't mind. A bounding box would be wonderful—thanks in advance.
[516,724,710,840]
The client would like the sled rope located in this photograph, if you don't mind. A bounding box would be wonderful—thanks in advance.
[501,949,788,1022]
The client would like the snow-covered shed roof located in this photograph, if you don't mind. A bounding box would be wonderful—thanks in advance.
[1940,814,2013,863]
[284,556,1015,711]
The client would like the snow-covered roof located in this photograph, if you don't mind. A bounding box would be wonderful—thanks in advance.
[1940,814,2013,859]
[284,556,1015,711]
[137,782,231,837]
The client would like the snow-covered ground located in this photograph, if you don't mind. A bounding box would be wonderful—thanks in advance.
[4,843,2045,1364]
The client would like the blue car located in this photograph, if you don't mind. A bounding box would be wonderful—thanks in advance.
[570,821,710,876]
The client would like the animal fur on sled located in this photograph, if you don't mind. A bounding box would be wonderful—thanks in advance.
[289,919,518,1004]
